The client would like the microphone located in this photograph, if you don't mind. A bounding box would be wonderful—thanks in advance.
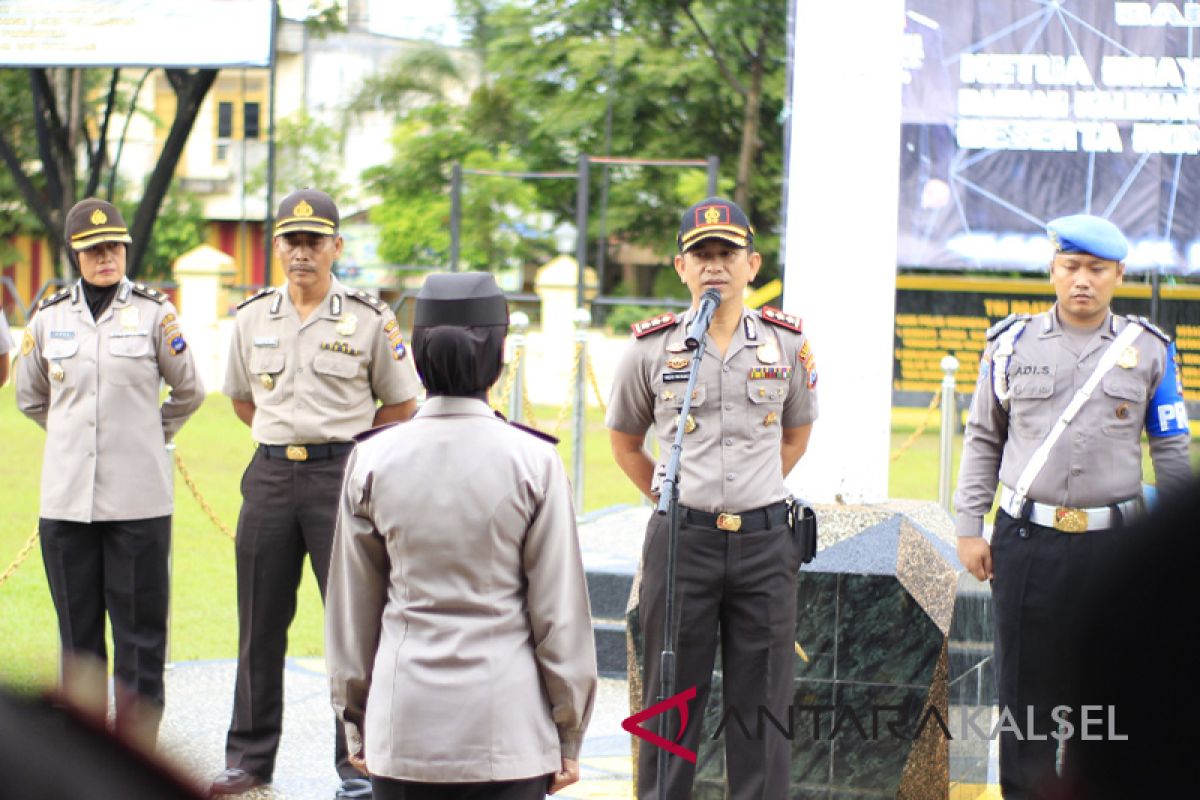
[685,288,722,350]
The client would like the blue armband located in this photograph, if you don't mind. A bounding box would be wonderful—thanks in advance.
[1145,342,1189,437]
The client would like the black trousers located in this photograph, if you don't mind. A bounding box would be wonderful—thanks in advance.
[223,448,361,781]
[637,513,799,800]
[39,515,172,739]
[991,510,1121,800]
[371,775,551,800]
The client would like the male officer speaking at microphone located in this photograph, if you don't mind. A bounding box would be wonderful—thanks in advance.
[953,214,1192,799]
[607,197,818,798]
[211,188,421,799]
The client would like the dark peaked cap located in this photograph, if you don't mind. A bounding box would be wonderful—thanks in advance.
[414,272,509,327]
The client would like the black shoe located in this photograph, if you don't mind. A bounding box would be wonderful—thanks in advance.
[209,768,269,796]
[335,777,373,798]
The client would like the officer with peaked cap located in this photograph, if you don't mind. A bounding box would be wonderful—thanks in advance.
[953,213,1192,798]
[212,189,422,799]
[606,197,818,798]
[326,272,597,800]
[15,197,204,747]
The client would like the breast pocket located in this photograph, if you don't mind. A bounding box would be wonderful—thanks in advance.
[746,379,788,434]
[1101,375,1146,435]
[312,352,366,408]
[1008,377,1054,438]
[107,334,155,386]
[43,339,81,389]
[653,382,706,433]
[250,350,286,405]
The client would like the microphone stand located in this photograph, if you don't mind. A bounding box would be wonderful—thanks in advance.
[653,313,713,799]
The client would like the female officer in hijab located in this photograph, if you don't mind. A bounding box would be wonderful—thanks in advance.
[15,198,204,746]
[326,272,597,799]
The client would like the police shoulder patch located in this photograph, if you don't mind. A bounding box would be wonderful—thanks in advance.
[237,286,276,309]
[1125,315,1170,344]
[132,283,167,304]
[347,289,385,315]
[39,288,70,310]
[632,312,677,338]
[760,305,802,333]
[985,313,1031,341]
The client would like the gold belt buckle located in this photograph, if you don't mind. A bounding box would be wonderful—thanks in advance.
[716,513,742,532]
[285,445,308,462]
[1054,507,1088,533]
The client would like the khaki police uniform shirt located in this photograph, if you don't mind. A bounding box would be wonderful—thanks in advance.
[606,307,818,513]
[16,279,204,522]
[223,277,421,445]
[954,309,1193,537]
[326,396,597,780]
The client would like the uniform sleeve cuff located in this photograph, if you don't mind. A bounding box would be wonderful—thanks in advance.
[955,515,984,538]
[558,733,583,761]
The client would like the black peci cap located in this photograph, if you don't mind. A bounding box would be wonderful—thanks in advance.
[414,272,509,327]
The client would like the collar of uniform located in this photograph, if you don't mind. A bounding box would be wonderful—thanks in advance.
[414,396,495,419]
[677,304,754,350]
[274,277,343,319]
[1040,304,1115,340]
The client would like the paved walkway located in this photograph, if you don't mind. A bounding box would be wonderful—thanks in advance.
[156,658,634,799]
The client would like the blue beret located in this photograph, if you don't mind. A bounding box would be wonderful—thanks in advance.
[1046,214,1129,261]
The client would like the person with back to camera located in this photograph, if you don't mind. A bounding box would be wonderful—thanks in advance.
[326,271,598,800]
[15,197,204,748]
[953,214,1193,799]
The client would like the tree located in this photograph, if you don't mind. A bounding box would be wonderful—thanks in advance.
[248,111,349,205]
[0,67,217,280]
[120,188,206,282]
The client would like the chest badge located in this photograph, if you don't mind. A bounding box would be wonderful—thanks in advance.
[1117,346,1138,369]
[260,374,275,390]
[336,313,358,337]
[756,341,779,364]
[49,362,65,381]
[119,306,139,331]
[763,411,778,427]
[666,340,689,353]
[666,356,690,370]
[684,414,697,434]
[661,390,676,401]
[1115,402,1130,420]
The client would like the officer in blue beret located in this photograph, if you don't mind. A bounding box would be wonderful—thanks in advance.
[953,213,1192,798]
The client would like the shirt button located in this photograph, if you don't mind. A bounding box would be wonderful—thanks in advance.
[1070,467,1082,476]
[724,403,733,411]
[722,365,730,373]
[724,438,733,446]
[726,473,735,481]
[297,367,304,373]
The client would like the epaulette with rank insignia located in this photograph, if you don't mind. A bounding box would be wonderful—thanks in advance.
[39,288,71,310]
[986,313,1031,341]
[132,283,167,304]
[493,410,560,444]
[237,287,276,309]
[631,312,677,338]
[1125,315,1170,344]
[761,305,802,333]
[347,289,386,315]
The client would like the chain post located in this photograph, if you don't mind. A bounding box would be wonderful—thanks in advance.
[509,311,529,423]
[938,355,960,512]
[572,308,591,512]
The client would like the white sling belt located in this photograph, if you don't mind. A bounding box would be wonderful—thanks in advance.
[1004,321,1145,533]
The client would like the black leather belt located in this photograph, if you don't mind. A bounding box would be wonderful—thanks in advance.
[681,501,789,533]
[260,442,354,462]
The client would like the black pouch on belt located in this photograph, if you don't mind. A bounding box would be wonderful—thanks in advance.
[788,498,818,566]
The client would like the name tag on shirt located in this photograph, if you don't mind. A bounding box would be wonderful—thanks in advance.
[661,372,691,383]
[110,330,149,338]
[254,337,280,347]
[50,330,75,339]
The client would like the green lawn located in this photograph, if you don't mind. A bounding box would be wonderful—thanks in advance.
[1,385,1195,691]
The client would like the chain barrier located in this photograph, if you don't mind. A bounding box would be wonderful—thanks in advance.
[490,345,522,414]
[890,390,941,463]
[585,351,608,415]
[547,341,585,437]
[0,529,40,587]
[173,451,237,540]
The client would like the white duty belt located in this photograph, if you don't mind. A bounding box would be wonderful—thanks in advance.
[1005,320,1145,531]
[999,486,1141,533]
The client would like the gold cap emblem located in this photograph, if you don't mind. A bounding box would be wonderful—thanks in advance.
[293,199,314,217]
[704,207,722,224]
[90,209,108,225]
